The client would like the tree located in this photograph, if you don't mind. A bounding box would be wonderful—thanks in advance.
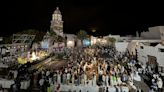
[77,30,88,46]
[106,37,116,46]
[77,30,88,40]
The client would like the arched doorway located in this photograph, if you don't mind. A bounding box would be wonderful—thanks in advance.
[147,55,158,73]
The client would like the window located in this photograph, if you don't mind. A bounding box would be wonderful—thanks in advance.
[159,48,164,52]
[140,46,144,49]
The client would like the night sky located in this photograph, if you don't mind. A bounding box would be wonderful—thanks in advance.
[5,0,164,37]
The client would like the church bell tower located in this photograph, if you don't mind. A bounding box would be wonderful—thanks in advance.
[50,7,63,37]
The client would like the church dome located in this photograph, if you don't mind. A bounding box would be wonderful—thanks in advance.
[54,7,61,14]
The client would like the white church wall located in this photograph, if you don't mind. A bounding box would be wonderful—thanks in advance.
[91,36,97,45]
[76,39,82,47]
[159,26,164,40]
[141,26,164,39]
[67,40,74,48]
[65,34,76,48]
[115,42,129,53]
[137,43,164,67]
[127,42,138,56]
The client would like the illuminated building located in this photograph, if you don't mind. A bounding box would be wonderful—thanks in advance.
[50,7,64,37]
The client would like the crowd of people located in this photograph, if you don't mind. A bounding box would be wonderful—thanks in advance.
[28,45,164,92]
[0,45,163,92]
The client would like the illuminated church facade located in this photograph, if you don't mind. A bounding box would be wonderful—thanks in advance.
[50,7,64,37]
[48,7,89,48]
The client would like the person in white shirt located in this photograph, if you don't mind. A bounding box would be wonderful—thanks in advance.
[98,66,101,74]
[92,73,97,86]
[65,68,68,73]
[133,71,141,81]
[72,73,75,85]
[84,73,87,85]
[66,72,71,84]
[117,76,122,86]
[105,62,108,72]
[102,74,106,86]
[53,72,57,84]
[46,70,50,77]
[57,72,61,84]
[39,78,44,91]
[14,70,18,79]
[110,75,114,86]
[105,74,109,86]
[49,77,52,84]
[157,77,163,92]
[121,66,125,74]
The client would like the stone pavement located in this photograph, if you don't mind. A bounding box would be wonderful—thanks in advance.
[133,78,150,92]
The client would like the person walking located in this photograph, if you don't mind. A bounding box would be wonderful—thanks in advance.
[39,78,44,92]
[157,77,163,92]
[0,84,4,92]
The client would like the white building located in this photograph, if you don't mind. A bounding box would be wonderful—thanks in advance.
[106,34,140,42]
[119,36,132,42]
[50,7,64,37]
[65,34,77,48]
[127,40,161,56]
[136,42,164,71]
[115,42,129,53]
[107,34,121,41]
[140,26,164,39]
[160,27,164,40]
[90,36,97,45]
